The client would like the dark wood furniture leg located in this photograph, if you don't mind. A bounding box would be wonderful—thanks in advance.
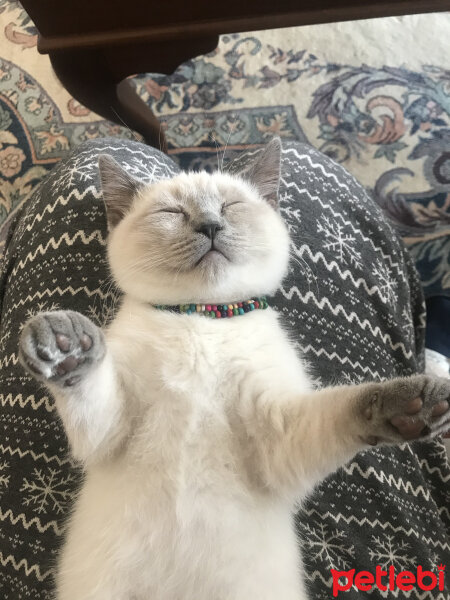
[48,36,219,153]
[22,0,450,153]
[49,49,168,151]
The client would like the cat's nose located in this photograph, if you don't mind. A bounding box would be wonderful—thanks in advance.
[196,221,223,240]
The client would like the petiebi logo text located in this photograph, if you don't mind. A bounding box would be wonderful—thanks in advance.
[331,564,446,597]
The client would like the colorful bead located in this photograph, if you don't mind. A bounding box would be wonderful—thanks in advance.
[154,296,269,318]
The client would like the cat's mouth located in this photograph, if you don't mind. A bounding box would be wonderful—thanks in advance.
[194,248,228,268]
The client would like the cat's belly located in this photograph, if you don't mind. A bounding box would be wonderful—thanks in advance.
[56,465,305,600]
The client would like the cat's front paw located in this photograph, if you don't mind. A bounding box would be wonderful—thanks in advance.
[19,310,105,388]
[359,375,450,445]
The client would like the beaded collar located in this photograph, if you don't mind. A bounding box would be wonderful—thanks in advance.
[154,297,268,319]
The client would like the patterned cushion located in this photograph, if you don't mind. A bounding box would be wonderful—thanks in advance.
[0,139,448,599]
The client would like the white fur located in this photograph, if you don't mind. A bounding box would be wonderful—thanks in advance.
[56,301,371,600]
[53,164,372,600]
[107,171,291,305]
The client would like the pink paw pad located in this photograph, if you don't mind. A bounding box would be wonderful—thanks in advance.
[431,401,449,418]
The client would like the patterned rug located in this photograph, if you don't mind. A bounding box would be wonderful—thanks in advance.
[0,1,449,299]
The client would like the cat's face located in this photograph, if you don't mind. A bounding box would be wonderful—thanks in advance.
[100,139,290,304]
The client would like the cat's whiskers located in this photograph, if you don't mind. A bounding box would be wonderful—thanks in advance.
[288,251,319,297]
[110,106,140,143]
[220,115,237,173]
[209,133,221,173]
[119,246,192,277]
[90,271,121,327]
[233,240,272,254]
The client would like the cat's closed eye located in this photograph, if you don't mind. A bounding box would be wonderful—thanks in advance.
[221,201,244,214]
[156,208,187,216]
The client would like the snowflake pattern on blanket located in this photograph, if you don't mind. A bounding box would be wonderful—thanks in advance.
[0,139,448,599]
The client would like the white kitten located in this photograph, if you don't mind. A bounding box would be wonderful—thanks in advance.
[19,138,450,600]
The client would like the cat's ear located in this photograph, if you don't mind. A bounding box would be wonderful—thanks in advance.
[240,137,282,209]
[98,155,143,230]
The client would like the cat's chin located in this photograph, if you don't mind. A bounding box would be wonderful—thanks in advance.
[195,249,228,267]
[194,249,229,280]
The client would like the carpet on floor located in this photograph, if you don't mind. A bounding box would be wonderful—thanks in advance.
[0,1,449,304]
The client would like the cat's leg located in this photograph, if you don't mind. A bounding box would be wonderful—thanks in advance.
[242,375,450,495]
[19,310,126,463]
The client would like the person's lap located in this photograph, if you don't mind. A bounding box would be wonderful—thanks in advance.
[0,139,448,599]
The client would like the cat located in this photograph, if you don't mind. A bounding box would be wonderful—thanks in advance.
[19,138,450,600]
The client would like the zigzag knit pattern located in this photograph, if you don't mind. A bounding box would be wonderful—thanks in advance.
[0,139,448,599]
